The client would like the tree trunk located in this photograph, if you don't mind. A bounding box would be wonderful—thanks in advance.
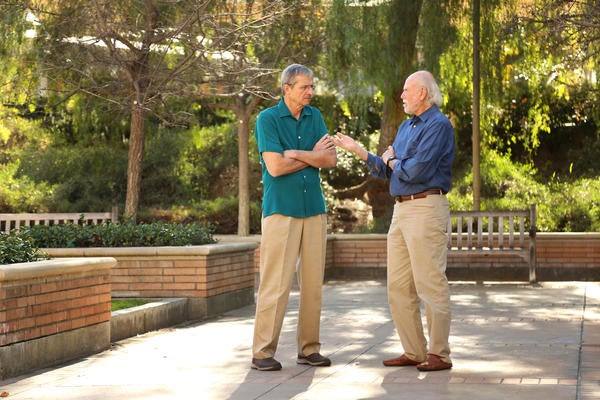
[237,115,250,236]
[124,104,146,220]
[365,0,421,232]
[233,95,262,236]
[367,95,405,230]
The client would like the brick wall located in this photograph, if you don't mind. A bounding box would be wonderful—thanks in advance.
[216,233,600,281]
[47,243,257,299]
[0,258,114,347]
[0,257,116,379]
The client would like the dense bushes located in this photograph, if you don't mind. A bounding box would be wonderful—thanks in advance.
[21,221,216,248]
[2,106,599,233]
[0,233,48,264]
[0,221,216,264]
[448,149,600,232]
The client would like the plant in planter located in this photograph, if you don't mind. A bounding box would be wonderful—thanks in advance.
[19,220,216,248]
[0,233,49,264]
[1,221,215,264]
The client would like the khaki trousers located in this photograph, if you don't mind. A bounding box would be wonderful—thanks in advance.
[386,194,452,363]
[252,213,327,359]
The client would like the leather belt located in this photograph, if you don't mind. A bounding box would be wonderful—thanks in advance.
[395,189,443,203]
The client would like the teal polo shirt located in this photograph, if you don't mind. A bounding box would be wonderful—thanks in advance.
[255,99,329,218]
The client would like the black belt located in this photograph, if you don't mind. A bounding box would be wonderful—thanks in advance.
[395,189,443,203]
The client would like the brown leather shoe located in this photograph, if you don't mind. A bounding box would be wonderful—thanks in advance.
[416,354,452,371]
[382,354,420,367]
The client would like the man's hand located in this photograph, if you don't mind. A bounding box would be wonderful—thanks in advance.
[313,134,336,152]
[332,132,368,161]
[382,146,395,162]
[281,134,337,170]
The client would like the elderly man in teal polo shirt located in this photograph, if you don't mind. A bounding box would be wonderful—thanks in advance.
[251,64,337,371]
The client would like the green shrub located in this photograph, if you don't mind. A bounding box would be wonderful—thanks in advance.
[21,221,216,248]
[194,196,262,234]
[0,161,55,212]
[448,149,600,232]
[16,144,128,212]
[0,233,48,264]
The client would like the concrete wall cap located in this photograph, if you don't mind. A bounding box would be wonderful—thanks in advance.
[0,257,116,281]
[43,242,258,257]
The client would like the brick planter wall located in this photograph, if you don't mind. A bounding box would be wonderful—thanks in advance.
[216,233,600,282]
[0,257,116,380]
[46,242,258,320]
[1,243,257,380]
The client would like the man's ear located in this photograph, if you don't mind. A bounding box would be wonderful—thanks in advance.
[420,87,428,101]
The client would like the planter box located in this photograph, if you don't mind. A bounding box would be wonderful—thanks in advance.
[45,243,258,321]
[1,242,258,380]
[0,257,116,380]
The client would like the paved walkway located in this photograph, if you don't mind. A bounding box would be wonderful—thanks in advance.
[1,280,599,400]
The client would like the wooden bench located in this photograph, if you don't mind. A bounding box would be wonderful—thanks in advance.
[448,204,537,283]
[0,206,119,234]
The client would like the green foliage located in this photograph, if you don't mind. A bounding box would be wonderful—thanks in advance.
[193,196,262,234]
[0,232,48,264]
[180,123,240,200]
[448,149,600,232]
[16,143,128,212]
[43,93,131,145]
[0,161,55,212]
[21,220,215,248]
[141,127,200,208]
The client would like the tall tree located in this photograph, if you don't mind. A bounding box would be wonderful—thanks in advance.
[0,2,37,129]
[325,0,458,229]
[23,0,324,230]
[325,0,420,229]
[25,1,219,219]
[195,0,325,235]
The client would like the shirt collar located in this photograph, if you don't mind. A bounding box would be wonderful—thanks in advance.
[277,98,313,118]
[413,104,439,123]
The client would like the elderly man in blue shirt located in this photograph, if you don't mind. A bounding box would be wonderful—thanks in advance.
[251,64,337,371]
[334,70,455,372]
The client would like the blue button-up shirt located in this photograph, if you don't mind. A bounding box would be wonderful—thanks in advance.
[365,105,454,196]
[255,99,329,218]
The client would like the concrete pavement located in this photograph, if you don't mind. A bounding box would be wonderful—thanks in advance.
[1,280,599,399]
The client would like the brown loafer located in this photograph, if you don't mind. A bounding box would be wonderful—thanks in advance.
[383,354,420,367]
[417,354,452,371]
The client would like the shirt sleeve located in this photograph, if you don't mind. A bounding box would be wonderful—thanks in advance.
[255,111,283,155]
[366,152,391,179]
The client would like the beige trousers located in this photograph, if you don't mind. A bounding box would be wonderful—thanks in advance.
[386,194,452,363]
[252,213,327,359]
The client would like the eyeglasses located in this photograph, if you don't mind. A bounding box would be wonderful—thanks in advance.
[285,83,314,91]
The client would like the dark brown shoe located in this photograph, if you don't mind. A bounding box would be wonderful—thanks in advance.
[416,354,452,371]
[251,357,282,371]
[297,353,331,367]
[382,354,420,367]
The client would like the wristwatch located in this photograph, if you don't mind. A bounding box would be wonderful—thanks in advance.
[386,156,396,167]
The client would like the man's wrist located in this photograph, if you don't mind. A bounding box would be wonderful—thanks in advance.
[386,156,396,167]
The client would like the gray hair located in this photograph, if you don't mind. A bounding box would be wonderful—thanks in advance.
[410,70,443,107]
[281,64,313,95]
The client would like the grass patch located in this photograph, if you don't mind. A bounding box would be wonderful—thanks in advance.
[111,299,152,312]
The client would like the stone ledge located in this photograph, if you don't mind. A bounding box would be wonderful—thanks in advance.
[46,243,258,257]
[110,287,255,342]
[0,257,116,280]
[110,298,188,342]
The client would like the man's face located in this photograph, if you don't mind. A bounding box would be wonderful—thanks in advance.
[401,75,425,116]
[284,74,314,108]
